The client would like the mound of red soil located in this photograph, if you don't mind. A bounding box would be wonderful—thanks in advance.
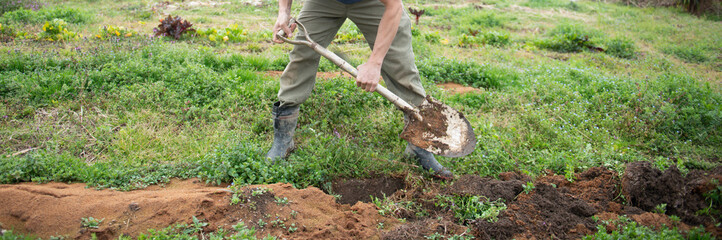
[1,163,720,239]
[0,179,396,239]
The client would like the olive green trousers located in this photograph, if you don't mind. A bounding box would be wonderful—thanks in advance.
[277,0,426,108]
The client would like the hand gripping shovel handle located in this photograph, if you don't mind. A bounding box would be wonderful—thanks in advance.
[276,18,421,118]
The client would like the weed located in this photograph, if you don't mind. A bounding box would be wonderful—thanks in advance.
[252,187,271,196]
[435,195,507,224]
[80,217,104,229]
[287,223,297,233]
[196,24,248,43]
[95,25,137,40]
[153,15,195,39]
[698,178,721,218]
[522,181,535,194]
[275,196,289,205]
[654,203,667,214]
[583,216,714,239]
[478,30,511,47]
[257,219,267,228]
[38,19,80,41]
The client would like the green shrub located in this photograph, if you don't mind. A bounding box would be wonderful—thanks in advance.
[423,31,441,43]
[479,30,511,47]
[95,25,137,40]
[605,37,636,59]
[417,57,513,88]
[38,19,80,41]
[535,23,602,53]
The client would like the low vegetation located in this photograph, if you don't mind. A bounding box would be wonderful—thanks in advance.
[0,0,720,238]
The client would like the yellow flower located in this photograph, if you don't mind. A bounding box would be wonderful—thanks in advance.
[115,31,120,36]
[96,34,102,39]
[125,33,132,37]
[223,36,229,42]
[441,38,449,45]
[138,21,146,25]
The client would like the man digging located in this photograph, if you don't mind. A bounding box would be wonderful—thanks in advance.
[268,0,453,179]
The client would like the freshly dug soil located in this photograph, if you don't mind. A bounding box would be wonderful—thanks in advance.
[0,180,395,239]
[1,162,720,239]
[331,176,405,205]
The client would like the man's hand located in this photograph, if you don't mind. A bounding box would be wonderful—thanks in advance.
[272,14,296,43]
[273,0,295,43]
[356,62,382,92]
[355,0,401,92]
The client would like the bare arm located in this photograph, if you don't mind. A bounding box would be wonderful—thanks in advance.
[356,0,403,92]
[273,0,296,43]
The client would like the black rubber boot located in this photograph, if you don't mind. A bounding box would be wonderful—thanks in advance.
[404,143,454,180]
[266,102,300,163]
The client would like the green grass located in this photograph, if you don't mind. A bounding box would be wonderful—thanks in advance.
[0,0,721,237]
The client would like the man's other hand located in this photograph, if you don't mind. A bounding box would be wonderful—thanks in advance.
[273,14,296,43]
[356,62,382,92]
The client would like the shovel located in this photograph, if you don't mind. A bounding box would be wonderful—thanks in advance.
[276,18,476,157]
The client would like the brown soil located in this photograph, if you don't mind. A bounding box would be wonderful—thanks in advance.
[331,175,405,205]
[400,96,452,152]
[1,163,720,239]
[0,179,395,239]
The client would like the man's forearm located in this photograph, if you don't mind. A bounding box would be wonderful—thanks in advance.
[367,0,403,66]
[278,0,293,16]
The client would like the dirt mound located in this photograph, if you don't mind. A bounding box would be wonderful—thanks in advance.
[331,176,405,205]
[623,162,722,231]
[2,163,720,239]
[382,218,469,240]
[444,174,525,202]
[0,179,395,239]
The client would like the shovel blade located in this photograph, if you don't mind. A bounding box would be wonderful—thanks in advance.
[400,96,477,158]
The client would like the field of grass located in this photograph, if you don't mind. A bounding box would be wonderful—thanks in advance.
[0,0,720,238]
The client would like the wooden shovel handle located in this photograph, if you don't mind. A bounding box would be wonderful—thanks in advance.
[276,18,417,113]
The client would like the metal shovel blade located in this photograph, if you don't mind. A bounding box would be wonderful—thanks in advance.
[400,96,477,158]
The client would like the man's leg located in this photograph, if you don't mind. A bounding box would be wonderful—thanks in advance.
[268,0,346,161]
[347,0,453,179]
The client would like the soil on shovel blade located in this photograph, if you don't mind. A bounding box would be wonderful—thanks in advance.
[0,162,720,239]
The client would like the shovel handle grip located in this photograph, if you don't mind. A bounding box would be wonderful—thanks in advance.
[276,19,417,113]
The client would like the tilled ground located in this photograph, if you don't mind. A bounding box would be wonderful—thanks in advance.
[0,161,720,239]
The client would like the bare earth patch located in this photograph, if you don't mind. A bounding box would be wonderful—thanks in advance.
[1,164,720,239]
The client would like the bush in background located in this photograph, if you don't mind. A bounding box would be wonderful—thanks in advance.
[605,37,637,59]
[535,23,602,53]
